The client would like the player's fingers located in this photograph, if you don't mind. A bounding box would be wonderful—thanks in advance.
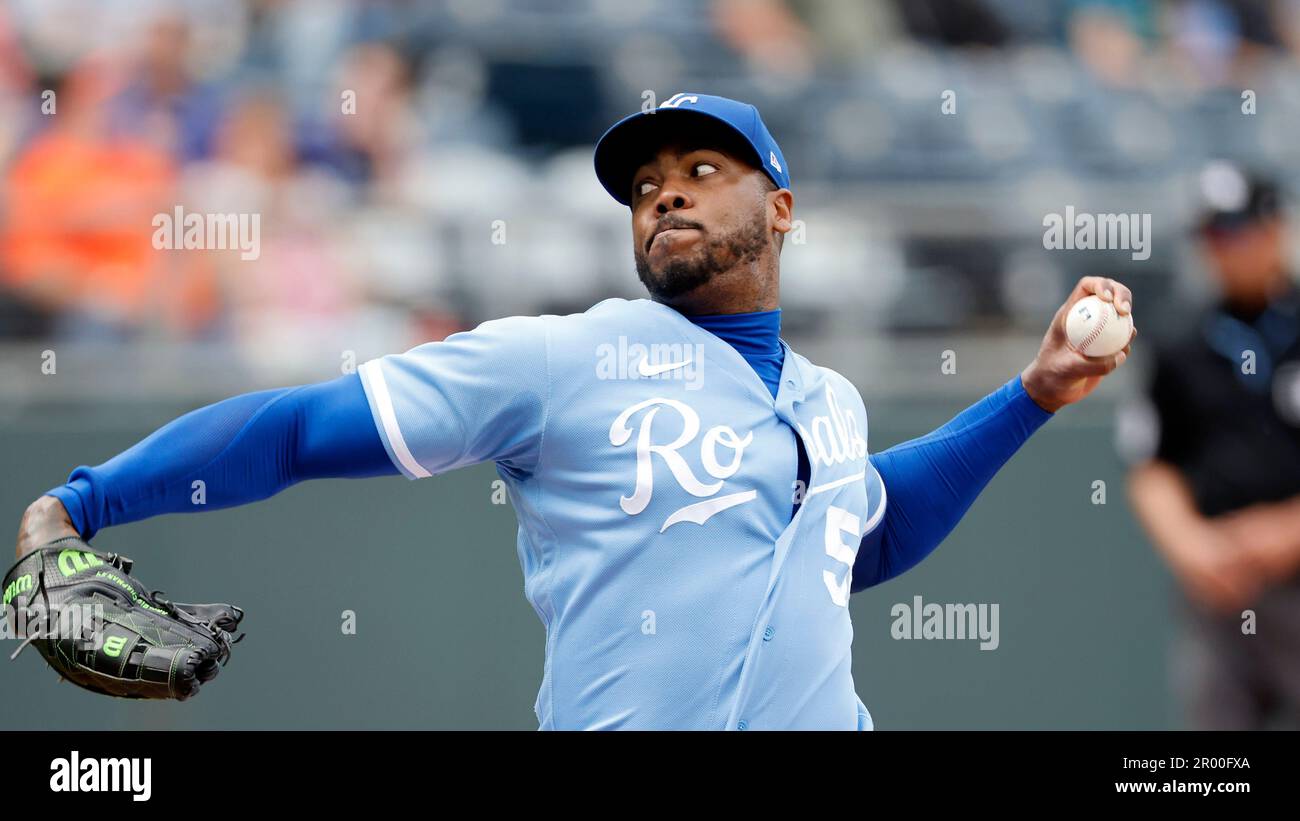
[1071,276,1131,313]
[1121,326,1138,356]
[1070,348,1125,376]
[1107,280,1134,315]
[1117,326,1138,359]
[1071,276,1115,302]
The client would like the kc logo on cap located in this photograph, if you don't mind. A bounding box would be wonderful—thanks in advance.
[593,91,792,206]
[660,93,699,109]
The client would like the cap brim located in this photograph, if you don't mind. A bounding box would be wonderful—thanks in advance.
[593,107,765,206]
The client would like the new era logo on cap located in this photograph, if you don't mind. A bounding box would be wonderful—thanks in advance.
[593,92,791,206]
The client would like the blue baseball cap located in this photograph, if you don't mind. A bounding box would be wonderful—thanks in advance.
[593,92,790,206]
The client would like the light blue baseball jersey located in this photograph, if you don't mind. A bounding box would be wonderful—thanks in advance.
[357,297,887,730]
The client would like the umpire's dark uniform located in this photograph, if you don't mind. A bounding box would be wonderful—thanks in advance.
[1134,279,1300,728]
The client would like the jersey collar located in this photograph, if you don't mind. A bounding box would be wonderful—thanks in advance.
[639,298,807,406]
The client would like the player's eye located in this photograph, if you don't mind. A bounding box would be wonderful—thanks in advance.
[634,162,715,199]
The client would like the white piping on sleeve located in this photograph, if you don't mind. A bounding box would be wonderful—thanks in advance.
[359,360,431,479]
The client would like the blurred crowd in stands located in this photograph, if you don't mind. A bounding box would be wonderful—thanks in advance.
[1,0,1298,366]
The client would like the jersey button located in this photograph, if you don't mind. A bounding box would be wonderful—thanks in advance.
[762,626,775,642]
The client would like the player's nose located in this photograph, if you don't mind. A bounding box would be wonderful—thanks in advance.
[653,180,693,214]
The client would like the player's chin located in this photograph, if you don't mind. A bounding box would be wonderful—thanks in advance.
[641,267,712,302]
[647,245,696,272]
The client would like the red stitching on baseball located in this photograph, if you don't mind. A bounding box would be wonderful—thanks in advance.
[1079,303,1110,352]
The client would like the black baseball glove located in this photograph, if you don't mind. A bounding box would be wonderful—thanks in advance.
[3,536,245,700]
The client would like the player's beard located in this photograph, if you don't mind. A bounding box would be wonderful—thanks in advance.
[634,209,769,302]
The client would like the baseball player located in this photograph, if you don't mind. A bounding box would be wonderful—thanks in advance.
[9,93,1134,729]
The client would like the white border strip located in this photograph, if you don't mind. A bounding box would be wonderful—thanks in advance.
[861,474,888,535]
[806,470,866,498]
[359,361,431,479]
[805,467,889,535]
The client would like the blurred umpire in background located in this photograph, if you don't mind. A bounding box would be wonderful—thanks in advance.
[1127,162,1300,730]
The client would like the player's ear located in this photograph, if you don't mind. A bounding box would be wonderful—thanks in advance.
[769,186,794,236]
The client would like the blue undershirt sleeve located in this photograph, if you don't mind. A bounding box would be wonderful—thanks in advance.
[46,372,397,541]
[851,373,1054,593]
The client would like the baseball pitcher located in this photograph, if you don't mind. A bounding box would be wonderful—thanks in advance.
[8,93,1134,729]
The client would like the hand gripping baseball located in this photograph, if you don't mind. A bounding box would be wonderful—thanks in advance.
[3,537,245,700]
[1020,276,1137,413]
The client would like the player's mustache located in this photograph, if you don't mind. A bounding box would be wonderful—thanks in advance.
[645,219,704,252]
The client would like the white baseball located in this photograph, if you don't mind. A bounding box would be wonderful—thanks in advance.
[1065,295,1133,357]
